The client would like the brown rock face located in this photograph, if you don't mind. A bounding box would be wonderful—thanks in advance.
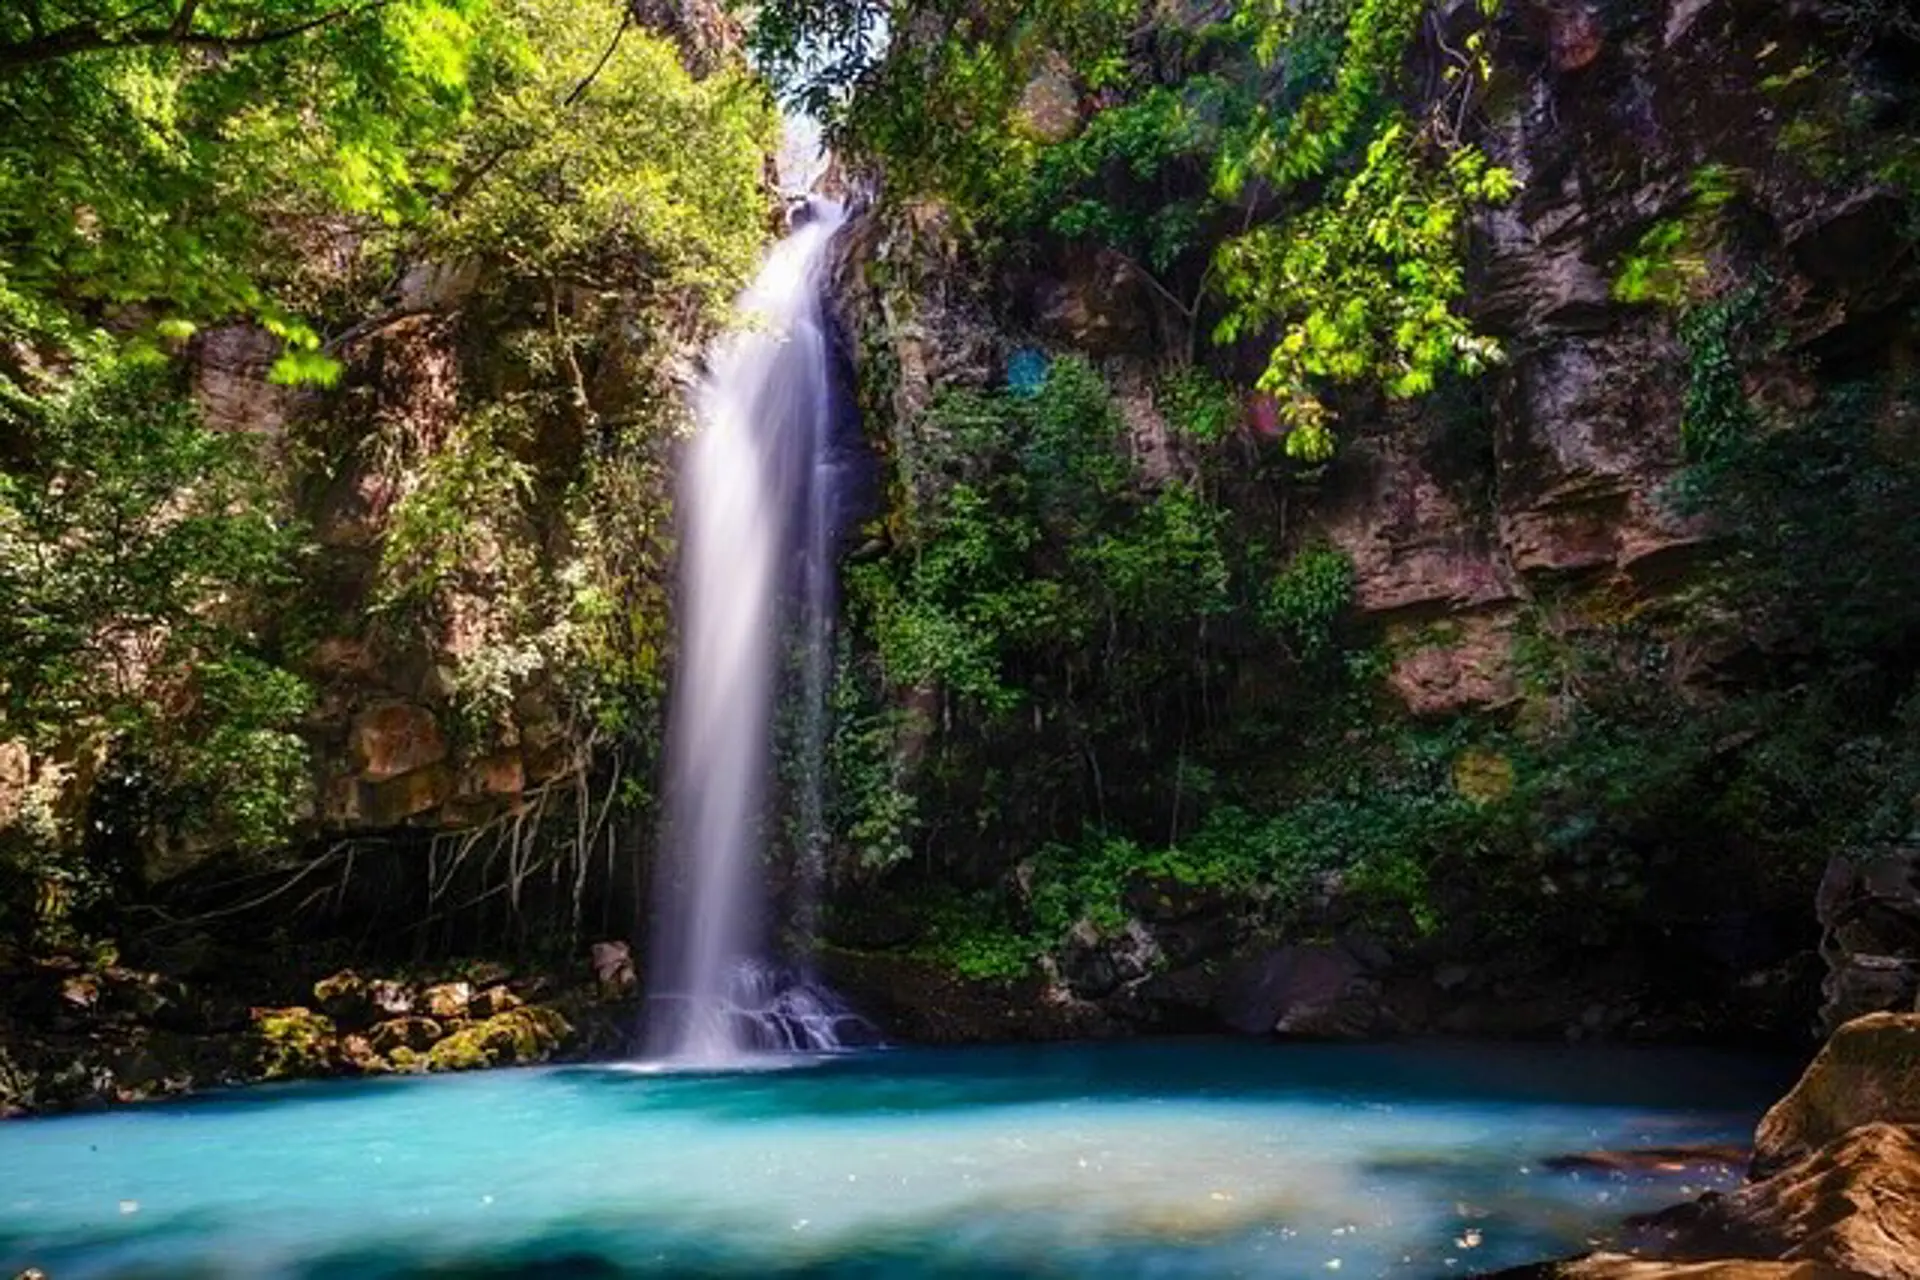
[1488,1254,1856,1278]
[1638,1124,1920,1280]
[421,982,473,1022]
[1753,1013,1920,1177]
[1215,943,1386,1038]
[1017,56,1082,143]
[348,704,448,783]
[1816,852,1920,1033]
[1387,613,1519,716]
[368,1016,444,1056]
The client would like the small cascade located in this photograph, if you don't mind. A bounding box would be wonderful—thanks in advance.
[644,196,872,1067]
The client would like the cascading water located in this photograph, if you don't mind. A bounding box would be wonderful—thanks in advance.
[644,196,870,1066]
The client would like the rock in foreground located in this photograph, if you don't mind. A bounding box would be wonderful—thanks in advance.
[1752,1012,1920,1176]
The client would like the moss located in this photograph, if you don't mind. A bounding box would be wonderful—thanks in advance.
[250,1007,339,1080]
[424,1006,571,1073]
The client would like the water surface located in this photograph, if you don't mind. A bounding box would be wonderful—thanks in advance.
[0,1040,1790,1278]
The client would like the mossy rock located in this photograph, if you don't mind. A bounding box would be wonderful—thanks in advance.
[250,1007,340,1080]
[1753,1012,1920,1176]
[368,1016,443,1056]
[425,1006,570,1073]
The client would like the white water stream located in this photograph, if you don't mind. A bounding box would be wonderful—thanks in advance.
[645,197,866,1065]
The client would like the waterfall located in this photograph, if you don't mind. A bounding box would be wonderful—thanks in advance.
[644,196,869,1066]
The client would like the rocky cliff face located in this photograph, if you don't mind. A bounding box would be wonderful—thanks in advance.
[821,0,1920,1043]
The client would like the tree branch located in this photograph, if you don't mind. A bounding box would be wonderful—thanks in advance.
[0,0,391,70]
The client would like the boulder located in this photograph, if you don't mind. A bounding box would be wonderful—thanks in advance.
[426,1006,570,1072]
[1216,942,1386,1038]
[312,970,370,1024]
[368,1017,443,1056]
[1482,1253,1856,1278]
[1753,1012,1920,1176]
[590,941,638,1000]
[1632,1123,1920,1280]
[367,979,414,1019]
[421,981,472,1021]
[1059,918,1160,1000]
[250,1007,339,1079]
[1816,850,1920,1033]
[469,985,522,1019]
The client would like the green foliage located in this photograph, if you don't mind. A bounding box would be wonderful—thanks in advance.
[811,0,1514,459]
[1261,544,1355,656]
[429,0,778,303]
[0,354,312,922]
[1610,166,1742,306]
[1676,276,1774,462]
[0,0,510,358]
[851,358,1250,717]
[1157,367,1240,441]
[826,643,921,872]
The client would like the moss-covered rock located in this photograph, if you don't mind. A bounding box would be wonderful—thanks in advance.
[312,970,371,1025]
[368,1016,442,1056]
[469,984,522,1019]
[425,1006,570,1072]
[1753,1012,1920,1176]
[421,981,473,1021]
[250,1007,340,1079]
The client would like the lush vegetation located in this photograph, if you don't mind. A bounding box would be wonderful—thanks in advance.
[0,0,778,949]
[753,0,1515,460]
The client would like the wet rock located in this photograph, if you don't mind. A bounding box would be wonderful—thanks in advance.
[312,970,371,1024]
[250,1007,339,1079]
[368,1016,443,1056]
[1216,942,1387,1038]
[421,981,473,1021]
[469,985,522,1019]
[1752,1012,1920,1177]
[1543,1144,1749,1175]
[1632,1123,1920,1280]
[590,941,638,1000]
[366,762,454,826]
[1059,919,1160,1000]
[426,1006,570,1072]
[339,1034,388,1074]
[1816,850,1920,1033]
[1483,1253,1855,1278]
[367,979,414,1019]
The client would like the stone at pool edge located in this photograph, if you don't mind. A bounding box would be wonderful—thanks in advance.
[1625,1123,1920,1280]
[1751,1011,1920,1177]
[1478,1254,1859,1278]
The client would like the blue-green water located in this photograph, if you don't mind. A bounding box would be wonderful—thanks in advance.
[0,1041,1790,1278]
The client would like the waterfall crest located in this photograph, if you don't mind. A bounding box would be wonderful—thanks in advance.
[644,197,869,1066]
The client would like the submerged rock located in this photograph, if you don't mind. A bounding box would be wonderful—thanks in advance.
[1752,1012,1920,1176]
[1544,1145,1749,1176]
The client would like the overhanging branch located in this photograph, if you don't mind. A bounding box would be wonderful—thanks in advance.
[0,0,392,70]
